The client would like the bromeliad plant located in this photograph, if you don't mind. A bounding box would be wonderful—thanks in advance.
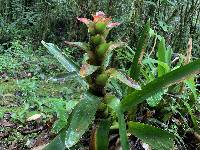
[41,11,200,150]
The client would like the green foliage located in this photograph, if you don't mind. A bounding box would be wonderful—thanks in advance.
[41,41,88,89]
[43,130,65,150]
[92,119,110,150]
[129,20,150,81]
[1,1,200,149]
[50,99,78,133]
[106,96,129,150]
[64,93,100,148]
[157,38,168,76]
[121,59,200,112]
[128,122,175,150]
[41,11,200,150]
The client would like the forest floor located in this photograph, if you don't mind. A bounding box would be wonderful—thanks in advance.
[0,47,84,149]
[0,42,200,150]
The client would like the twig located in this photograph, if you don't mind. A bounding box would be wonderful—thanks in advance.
[194,132,200,142]
[149,35,157,56]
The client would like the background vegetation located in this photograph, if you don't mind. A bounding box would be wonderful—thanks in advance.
[0,0,199,149]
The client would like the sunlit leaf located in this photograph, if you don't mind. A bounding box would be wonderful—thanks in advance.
[128,122,175,150]
[65,93,101,148]
[41,41,88,89]
[144,1,157,6]
[158,21,169,32]
[143,58,171,74]
[42,40,79,72]
[185,77,197,100]
[50,100,78,133]
[146,89,166,107]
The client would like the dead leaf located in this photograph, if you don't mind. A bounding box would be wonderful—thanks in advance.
[27,114,42,122]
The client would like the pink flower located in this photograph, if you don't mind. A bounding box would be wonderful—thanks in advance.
[107,22,121,28]
[77,11,120,28]
[77,17,91,25]
[95,11,105,17]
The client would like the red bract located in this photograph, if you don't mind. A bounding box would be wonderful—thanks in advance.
[77,11,120,28]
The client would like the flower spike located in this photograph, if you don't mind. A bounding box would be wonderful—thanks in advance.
[77,11,121,31]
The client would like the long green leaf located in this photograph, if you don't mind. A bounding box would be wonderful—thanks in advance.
[42,40,79,72]
[92,119,110,150]
[128,122,175,150]
[158,37,168,76]
[41,40,88,89]
[129,20,150,81]
[43,129,66,150]
[121,59,200,112]
[65,93,101,148]
[146,89,165,107]
[106,95,129,150]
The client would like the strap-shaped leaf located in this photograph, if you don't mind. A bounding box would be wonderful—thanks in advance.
[158,37,169,76]
[128,122,175,150]
[106,68,141,90]
[129,20,150,81]
[41,41,88,89]
[80,63,100,77]
[65,41,90,52]
[65,93,101,148]
[121,59,200,112]
[42,41,79,72]
[91,119,110,150]
[102,42,126,69]
[106,95,129,150]
[43,129,66,150]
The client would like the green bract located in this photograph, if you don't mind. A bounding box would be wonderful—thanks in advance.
[95,73,109,86]
[95,22,107,33]
[91,34,103,45]
[96,43,109,57]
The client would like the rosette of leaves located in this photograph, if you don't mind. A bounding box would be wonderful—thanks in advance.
[42,11,200,150]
